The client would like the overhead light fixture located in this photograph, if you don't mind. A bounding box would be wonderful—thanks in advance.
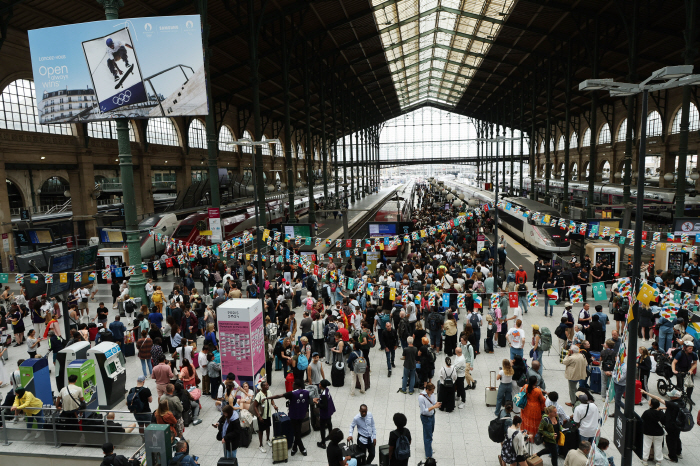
[651,65,694,80]
[579,78,615,91]
[41,156,45,160]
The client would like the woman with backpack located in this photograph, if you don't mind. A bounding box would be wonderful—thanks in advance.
[501,415,528,466]
[388,412,412,466]
[347,342,366,395]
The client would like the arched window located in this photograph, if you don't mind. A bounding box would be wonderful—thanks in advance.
[582,128,591,147]
[671,103,700,133]
[147,118,179,146]
[261,136,271,156]
[297,144,305,159]
[617,118,634,142]
[583,161,590,180]
[272,141,283,157]
[539,140,545,154]
[571,162,579,180]
[188,119,206,149]
[601,161,611,181]
[557,136,566,151]
[218,126,235,151]
[549,139,555,152]
[87,120,135,141]
[570,132,578,148]
[241,130,253,153]
[646,111,662,137]
[0,79,72,135]
[598,124,611,144]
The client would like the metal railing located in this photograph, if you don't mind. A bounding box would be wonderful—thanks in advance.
[0,406,145,449]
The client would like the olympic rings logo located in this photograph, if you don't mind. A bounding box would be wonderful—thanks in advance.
[112,90,132,106]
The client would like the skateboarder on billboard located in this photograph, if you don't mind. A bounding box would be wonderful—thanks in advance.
[106,37,133,83]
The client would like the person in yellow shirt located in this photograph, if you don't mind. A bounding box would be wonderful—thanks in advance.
[11,388,45,428]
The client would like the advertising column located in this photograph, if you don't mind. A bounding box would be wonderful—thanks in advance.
[208,207,222,243]
[217,299,265,387]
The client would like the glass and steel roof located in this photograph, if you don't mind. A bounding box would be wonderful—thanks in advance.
[371,0,515,109]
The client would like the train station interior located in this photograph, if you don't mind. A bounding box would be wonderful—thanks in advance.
[1,0,700,465]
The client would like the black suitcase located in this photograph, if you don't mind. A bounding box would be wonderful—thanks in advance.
[498,332,507,348]
[309,404,321,431]
[355,370,370,390]
[558,423,580,457]
[341,441,367,465]
[437,380,456,412]
[122,341,135,357]
[379,444,390,466]
[239,424,253,448]
[300,413,311,437]
[272,412,293,448]
[81,412,104,432]
[331,362,345,387]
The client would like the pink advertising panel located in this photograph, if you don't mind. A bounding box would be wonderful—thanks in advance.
[217,299,265,388]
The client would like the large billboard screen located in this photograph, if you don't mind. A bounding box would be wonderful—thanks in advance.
[28,15,207,123]
[368,222,397,237]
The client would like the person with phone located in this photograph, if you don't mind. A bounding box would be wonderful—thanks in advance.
[418,382,441,460]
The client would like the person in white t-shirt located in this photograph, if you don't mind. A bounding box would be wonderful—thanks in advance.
[506,319,525,360]
[198,346,210,395]
[105,37,133,82]
[76,287,90,317]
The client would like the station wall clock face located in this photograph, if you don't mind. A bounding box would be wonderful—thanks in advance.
[196,220,208,231]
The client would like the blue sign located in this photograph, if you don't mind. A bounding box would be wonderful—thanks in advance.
[27,15,206,124]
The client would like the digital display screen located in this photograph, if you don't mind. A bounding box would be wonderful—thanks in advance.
[368,223,397,237]
[75,246,98,269]
[282,224,311,238]
[50,252,74,273]
[47,277,71,298]
[99,229,126,243]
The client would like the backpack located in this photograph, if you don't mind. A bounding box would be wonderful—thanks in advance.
[366,332,377,348]
[126,387,144,413]
[397,319,409,339]
[306,276,315,291]
[265,323,278,340]
[554,324,568,342]
[540,327,552,352]
[152,292,162,304]
[297,353,309,371]
[247,285,257,298]
[443,367,455,388]
[501,430,519,464]
[488,417,508,443]
[284,287,292,300]
[476,282,486,294]
[394,429,411,460]
[342,340,351,356]
[331,283,337,292]
[379,313,391,327]
[125,300,136,313]
[353,352,367,374]
[602,352,616,372]
[325,323,338,345]
[428,313,442,332]
[322,286,331,299]
[469,312,480,328]
[306,299,314,311]
[676,405,694,432]
[428,347,437,363]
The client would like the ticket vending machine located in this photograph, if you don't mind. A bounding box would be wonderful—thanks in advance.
[145,423,173,466]
[87,342,127,409]
[66,359,99,411]
[56,341,90,391]
[654,246,691,279]
[585,241,621,275]
[19,358,53,406]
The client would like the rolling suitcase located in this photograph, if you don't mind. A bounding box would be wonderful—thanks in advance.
[309,403,321,431]
[558,422,579,457]
[379,444,390,466]
[589,366,602,394]
[239,424,253,448]
[498,332,507,348]
[622,379,643,404]
[217,458,238,466]
[486,370,498,407]
[332,362,345,387]
[341,440,367,466]
[355,370,370,390]
[272,412,293,447]
[300,413,311,437]
[526,442,543,466]
[272,436,288,463]
[275,355,283,371]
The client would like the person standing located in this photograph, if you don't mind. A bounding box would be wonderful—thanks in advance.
[418,382,440,460]
[316,379,337,449]
[640,396,666,466]
[151,354,173,398]
[198,346,210,396]
[452,347,467,409]
[388,412,412,466]
[108,316,126,349]
[642,389,685,463]
[348,343,366,396]
[563,346,588,406]
[266,380,311,456]
[347,404,377,464]
[383,321,398,377]
[136,330,153,378]
[400,337,418,395]
[573,394,599,443]
[251,380,276,453]
[506,319,525,360]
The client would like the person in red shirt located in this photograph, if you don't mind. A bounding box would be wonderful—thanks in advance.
[336,326,350,342]
[515,265,528,285]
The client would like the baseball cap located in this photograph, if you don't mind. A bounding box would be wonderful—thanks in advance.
[531,324,540,331]
[564,302,573,308]
[684,341,694,347]
[312,352,319,357]
[137,376,146,383]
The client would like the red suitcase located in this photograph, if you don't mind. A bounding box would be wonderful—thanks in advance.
[285,372,294,392]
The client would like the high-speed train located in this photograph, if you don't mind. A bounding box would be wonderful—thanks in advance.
[373,181,416,257]
[169,188,343,249]
[446,181,570,257]
[519,178,700,216]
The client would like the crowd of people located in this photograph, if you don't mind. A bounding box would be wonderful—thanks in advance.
[0,181,698,466]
